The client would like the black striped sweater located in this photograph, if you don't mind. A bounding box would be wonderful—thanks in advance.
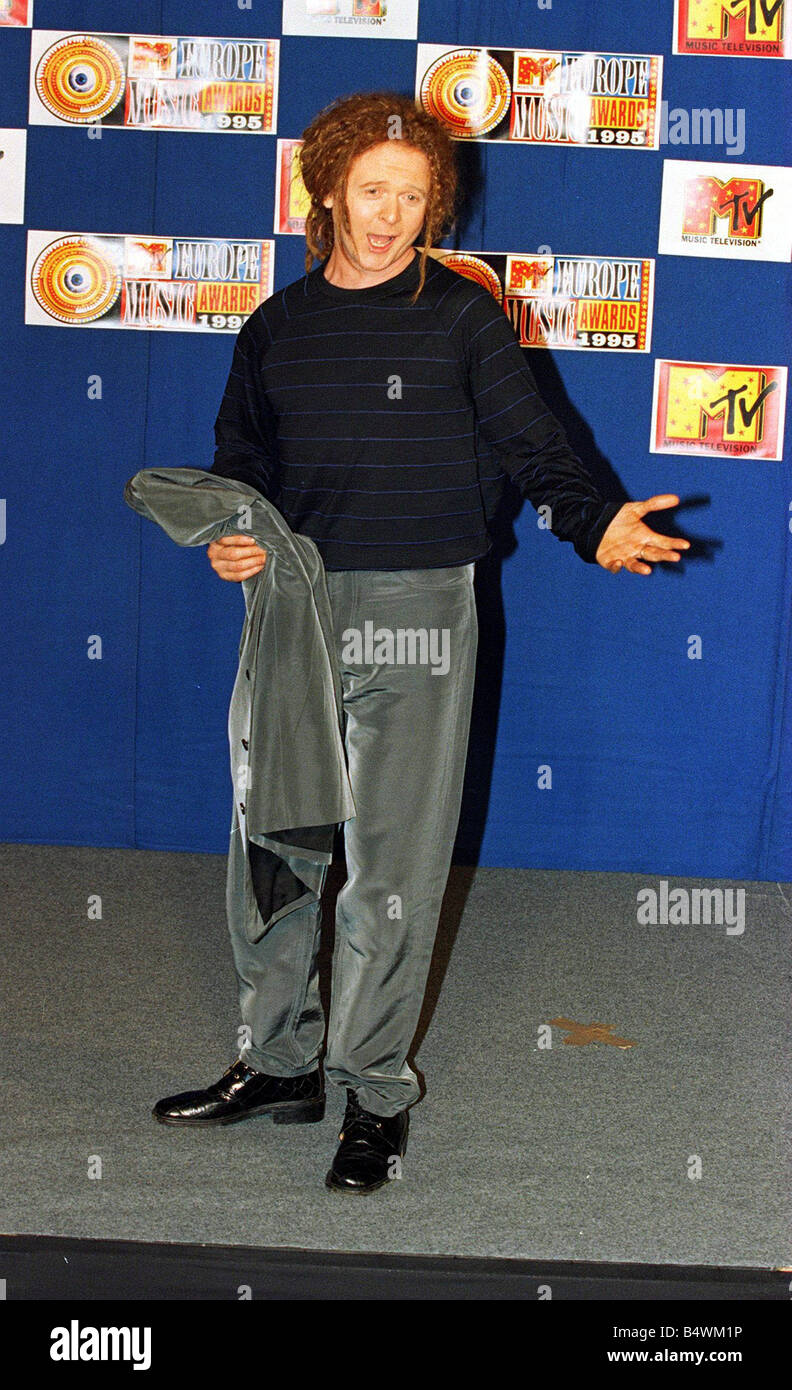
[210,251,620,570]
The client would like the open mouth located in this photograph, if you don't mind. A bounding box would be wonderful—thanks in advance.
[367,233,396,251]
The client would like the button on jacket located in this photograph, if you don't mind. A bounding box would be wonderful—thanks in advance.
[124,466,356,943]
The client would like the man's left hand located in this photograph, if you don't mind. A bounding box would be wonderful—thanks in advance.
[595,495,690,575]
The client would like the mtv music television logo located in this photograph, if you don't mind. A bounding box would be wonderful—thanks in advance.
[683,174,772,238]
[675,0,789,57]
[0,0,31,26]
[658,159,792,261]
[651,361,787,459]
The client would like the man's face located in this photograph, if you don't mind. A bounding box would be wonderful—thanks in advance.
[323,141,431,282]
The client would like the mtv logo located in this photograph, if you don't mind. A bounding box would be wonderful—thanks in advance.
[683,175,771,238]
[694,0,784,39]
[126,240,172,278]
[652,360,787,459]
[505,255,554,297]
[676,0,787,54]
[0,0,28,24]
[514,53,560,88]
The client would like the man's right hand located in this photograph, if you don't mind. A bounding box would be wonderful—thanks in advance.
[207,534,267,582]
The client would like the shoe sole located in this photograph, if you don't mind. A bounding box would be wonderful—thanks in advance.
[324,1172,398,1194]
[152,1097,326,1127]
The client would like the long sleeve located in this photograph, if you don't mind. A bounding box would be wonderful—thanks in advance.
[457,289,621,563]
[209,310,281,503]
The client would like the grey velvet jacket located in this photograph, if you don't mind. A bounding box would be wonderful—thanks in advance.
[124,466,356,943]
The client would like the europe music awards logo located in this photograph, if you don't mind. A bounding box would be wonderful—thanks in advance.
[416,44,663,148]
[430,249,654,353]
[29,30,280,132]
[25,232,274,331]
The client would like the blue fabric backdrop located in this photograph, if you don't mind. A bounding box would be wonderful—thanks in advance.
[1,1,790,879]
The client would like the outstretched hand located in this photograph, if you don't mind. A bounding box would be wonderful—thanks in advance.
[595,495,690,575]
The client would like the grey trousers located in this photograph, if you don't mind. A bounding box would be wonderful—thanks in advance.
[229,562,478,1116]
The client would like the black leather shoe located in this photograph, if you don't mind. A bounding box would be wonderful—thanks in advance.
[153,1059,325,1126]
[325,1088,409,1193]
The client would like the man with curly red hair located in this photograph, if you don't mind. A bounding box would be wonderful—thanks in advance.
[154,92,688,1193]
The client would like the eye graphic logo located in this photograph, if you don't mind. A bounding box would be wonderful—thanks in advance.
[420,49,511,138]
[35,34,125,123]
[30,235,123,323]
[436,252,504,302]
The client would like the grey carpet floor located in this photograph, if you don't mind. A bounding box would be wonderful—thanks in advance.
[0,843,789,1268]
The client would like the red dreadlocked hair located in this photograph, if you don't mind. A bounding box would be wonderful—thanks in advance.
[298,91,458,304]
